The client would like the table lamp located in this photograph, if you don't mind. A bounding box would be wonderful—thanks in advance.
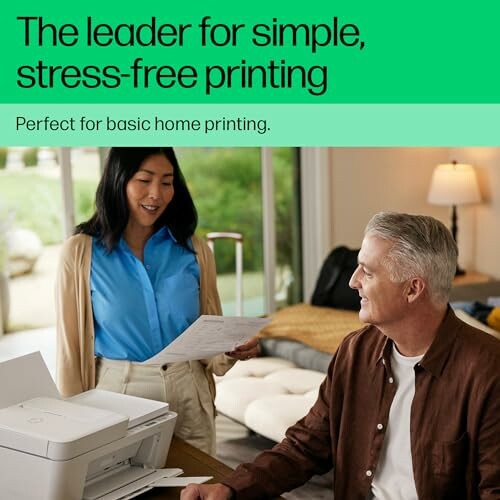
[427,161,481,275]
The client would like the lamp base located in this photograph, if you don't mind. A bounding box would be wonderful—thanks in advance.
[455,265,466,276]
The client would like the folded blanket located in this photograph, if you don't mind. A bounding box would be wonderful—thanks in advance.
[258,303,364,354]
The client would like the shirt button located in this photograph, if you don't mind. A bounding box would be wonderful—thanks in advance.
[388,377,394,384]
[377,423,384,430]
[366,470,373,477]
[146,264,151,269]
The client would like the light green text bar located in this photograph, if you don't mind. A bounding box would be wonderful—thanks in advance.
[1,104,500,146]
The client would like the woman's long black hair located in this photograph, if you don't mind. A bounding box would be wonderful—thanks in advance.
[75,147,197,251]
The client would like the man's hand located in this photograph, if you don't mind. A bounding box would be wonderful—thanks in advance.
[226,336,260,361]
[180,483,233,499]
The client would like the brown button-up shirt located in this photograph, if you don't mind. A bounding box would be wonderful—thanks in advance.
[224,308,500,499]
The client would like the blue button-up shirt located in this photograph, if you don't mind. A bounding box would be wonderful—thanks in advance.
[91,227,200,361]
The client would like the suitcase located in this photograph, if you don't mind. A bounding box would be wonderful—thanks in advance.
[206,232,244,316]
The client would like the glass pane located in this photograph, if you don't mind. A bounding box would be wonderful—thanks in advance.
[0,146,302,333]
[273,148,302,309]
[0,147,100,332]
[176,147,265,317]
[71,148,101,226]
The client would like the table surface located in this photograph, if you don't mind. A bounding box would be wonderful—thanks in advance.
[452,271,492,287]
[140,437,235,499]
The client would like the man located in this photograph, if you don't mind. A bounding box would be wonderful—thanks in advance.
[181,212,500,499]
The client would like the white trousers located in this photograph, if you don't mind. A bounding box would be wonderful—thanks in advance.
[96,358,216,455]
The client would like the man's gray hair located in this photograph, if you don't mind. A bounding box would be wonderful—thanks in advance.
[365,212,458,305]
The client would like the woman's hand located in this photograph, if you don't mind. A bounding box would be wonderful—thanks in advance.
[226,336,260,361]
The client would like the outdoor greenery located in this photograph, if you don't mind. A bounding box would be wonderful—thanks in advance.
[22,148,39,167]
[179,147,296,273]
[179,148,262,273]
[0,171,96,244]
[0,148,297,275]
[0,148,7,169]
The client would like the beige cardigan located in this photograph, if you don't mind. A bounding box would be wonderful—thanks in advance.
[55,233,235,398]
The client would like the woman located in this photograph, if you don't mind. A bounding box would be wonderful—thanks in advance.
[55,147,259,454]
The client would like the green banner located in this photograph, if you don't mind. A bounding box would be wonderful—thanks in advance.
[2,0,500,104]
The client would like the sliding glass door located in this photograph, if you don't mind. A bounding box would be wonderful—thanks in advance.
[177,147,302,316]
[0,145,302,332]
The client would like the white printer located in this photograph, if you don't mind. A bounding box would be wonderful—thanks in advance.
[0,352,181,500]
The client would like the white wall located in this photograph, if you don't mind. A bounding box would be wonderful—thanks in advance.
[452,148,500,277]
[326,148,498,278]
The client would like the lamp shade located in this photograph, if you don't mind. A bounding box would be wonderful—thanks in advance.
[427,163,481,206]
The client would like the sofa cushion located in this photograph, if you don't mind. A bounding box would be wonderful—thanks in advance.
[218,357,296,380]
[215,359,325,441]
[260,338,332,373]
[215,377,287,423]
[264,368,325,395]
[245,392,319,442]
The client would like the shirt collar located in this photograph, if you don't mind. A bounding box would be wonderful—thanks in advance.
[152,225,176,242]
[118,226,175,253]
[373,306,459,377]
[418,305,459,377]
[376,335,392,367]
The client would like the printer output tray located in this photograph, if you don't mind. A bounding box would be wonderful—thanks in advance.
[83,465,183,500]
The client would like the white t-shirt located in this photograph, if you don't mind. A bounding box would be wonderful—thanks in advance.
[371,345,424,500]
